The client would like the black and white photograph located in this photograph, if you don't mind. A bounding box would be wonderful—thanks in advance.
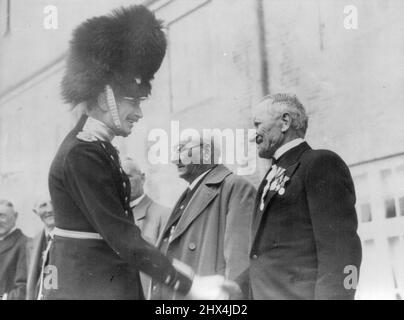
[0,0,403,303]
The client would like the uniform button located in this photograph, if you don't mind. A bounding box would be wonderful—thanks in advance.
[125,196,128,201]
[110,155,115,161]
[252,254,258,260]
[180,205,184,209]
[188,242,196,251]
[123,182,126,188]
[153,285,157,291]
[120,168,123,173]
[163,238,168,242]
[125,210,129,215]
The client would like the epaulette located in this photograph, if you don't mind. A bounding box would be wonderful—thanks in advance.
[76,131,98,142]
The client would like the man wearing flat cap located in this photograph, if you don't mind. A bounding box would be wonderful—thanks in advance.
[44,5,238,300]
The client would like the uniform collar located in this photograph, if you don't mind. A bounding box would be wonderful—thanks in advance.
[82,116,115,142]
[274,138,305,160]
[189,169,212,190]
[130,194,146,208]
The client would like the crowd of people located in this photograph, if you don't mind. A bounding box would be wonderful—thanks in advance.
[0,5,362,300]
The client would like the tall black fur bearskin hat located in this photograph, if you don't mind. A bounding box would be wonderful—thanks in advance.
[61,5,167,106]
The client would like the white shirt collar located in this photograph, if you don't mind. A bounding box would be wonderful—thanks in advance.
[45,227,55,239]
[83,116,115,142]
[0,227,16,241]
[130,194,146,208]
[189,169,212,190]
[274,138,305,160]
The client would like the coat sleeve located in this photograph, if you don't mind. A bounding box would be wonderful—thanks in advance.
[305,151,362,300]
[223,176,256,281]
[63,143,193,295]
[7,239,28,300]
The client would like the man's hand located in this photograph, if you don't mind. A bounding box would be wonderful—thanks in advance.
[187,275,241,300]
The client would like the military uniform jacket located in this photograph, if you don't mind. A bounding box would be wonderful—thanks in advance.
[45,115,191,300]
[237,142,362,300]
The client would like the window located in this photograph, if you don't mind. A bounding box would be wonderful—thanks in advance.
[0,0,11,37]
[399,197,404,217]
[385,198,397,219]
[360,202,372,222]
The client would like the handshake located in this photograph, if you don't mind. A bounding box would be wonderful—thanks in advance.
[186,275,242,300]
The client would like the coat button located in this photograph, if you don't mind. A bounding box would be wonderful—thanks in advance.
[252,254,258,260]
[188,242,196,251]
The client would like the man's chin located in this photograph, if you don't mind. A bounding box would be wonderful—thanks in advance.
[177,167,189,179]
[120,130,131,137]
[43,217,55,227]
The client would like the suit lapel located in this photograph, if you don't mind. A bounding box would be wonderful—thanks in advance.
[251,142,311,241]
[0,229,20,254]
[132,195,152,222]
[169,185,218,243]
[161,188,189,238]
[167,165,231,244]
[27,230,46,294]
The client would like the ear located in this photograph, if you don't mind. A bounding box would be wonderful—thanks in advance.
[97,89,109,112]
[281,113,292,133]
[202,144,212,164]
[141,173,146,182]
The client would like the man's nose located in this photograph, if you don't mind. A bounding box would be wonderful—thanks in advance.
[171,150,181,164]
[249,129,257,143]
[134,105,143,120]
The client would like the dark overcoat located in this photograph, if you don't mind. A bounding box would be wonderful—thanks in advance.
[151,165,256,300]
[26,230,47,300]
[0,229,29,300]
[237,142,362,300]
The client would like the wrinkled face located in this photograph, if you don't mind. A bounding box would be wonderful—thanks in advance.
[252,101,285,159]
[0,204,17,238]
[122,161,145,201]
[34,200,55,229]
[171,139,211,183]
[115,96,144,137]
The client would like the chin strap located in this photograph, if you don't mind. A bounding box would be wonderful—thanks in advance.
[105,85,123,133]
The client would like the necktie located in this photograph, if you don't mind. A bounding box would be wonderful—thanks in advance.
[259,157,278,211]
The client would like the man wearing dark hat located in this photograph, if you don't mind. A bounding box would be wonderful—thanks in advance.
[44,5,238,300]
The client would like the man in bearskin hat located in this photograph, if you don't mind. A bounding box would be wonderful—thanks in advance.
[44,5,238,300]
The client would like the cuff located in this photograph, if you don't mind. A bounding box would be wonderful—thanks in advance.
[166,259,194,295]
